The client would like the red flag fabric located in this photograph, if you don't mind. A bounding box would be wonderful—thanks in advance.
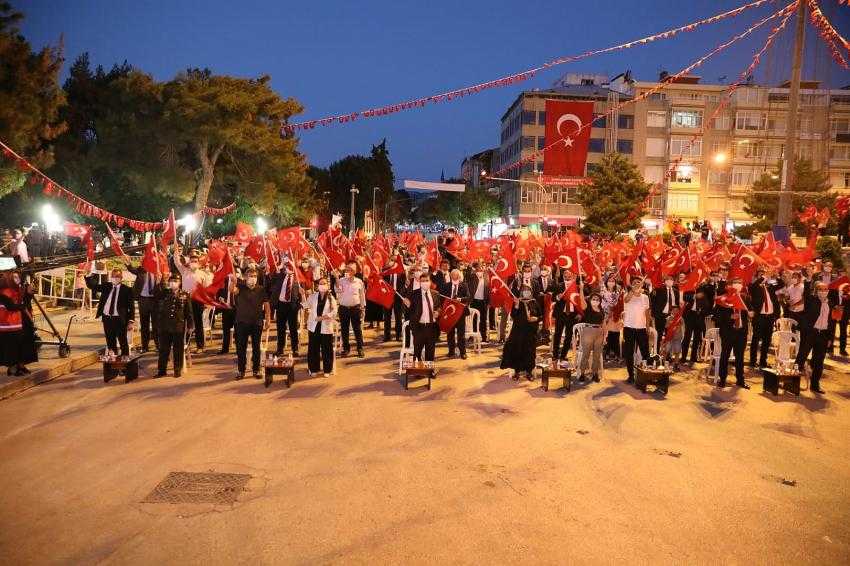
[141,239,159,275]
[662,308,684,345]
[729,244,760,284]
[64,221,90,240]
[715,291,747,312]
[494,243,517,280]
[556,245,581,272]
[366,277,395,309]
[563,280,585,314]
[191,285,231,310]
[244,236,264,262]
[208,239,227,265]
[543,292,553,330]
[276,226,301,252]
[829,275,850,293]
[161,209,177,246]
[234,222,255,245]
[543,100,594,176]
[466,240,493,262]
[425,240,441,271]
[679,266,706,293]
[488,270,514,312]
[105,223,125,258]
[264,237,279,275]
[207,253,235,295]
[611,292,625,323]
[438,297,466,333]
[381,254,405,276]
[371,248,389,272]
[797,204,817,225]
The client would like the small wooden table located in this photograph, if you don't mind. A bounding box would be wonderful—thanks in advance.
[264,362,295,388]
[635,365,671,394]
[761,368,801,396]
[541,364,572,392]
[102,353,142,383]
[403,362,434,390]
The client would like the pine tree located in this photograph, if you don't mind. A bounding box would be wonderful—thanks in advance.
[576,152,651,236]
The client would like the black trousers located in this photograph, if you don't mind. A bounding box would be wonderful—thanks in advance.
[339,305,363,351]
[839,316,848,353]
[138,296,158,350]
[623,327,649,380]
[681,318,704,363]
[157,329,185,375]
[307,330,333,373]
[411,321,437,361]
[654,316,667,353]
[797,328,830,389]
[749,314,774,366]
[191,300,205,348]
[102,316,129,356]
[383,299,404,340]
[605,330,621,357]
[220,308,235,353]
[719,328,747,386]
[235,322,263,373]
[275,303,300,354]
[470,299,488,342]
[488,306,497,330]
[446,315,467,355]
[552,312,577,360]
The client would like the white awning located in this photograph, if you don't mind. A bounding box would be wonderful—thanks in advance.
[403,180,465,193]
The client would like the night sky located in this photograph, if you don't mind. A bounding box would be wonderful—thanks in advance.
[17,0,849,187]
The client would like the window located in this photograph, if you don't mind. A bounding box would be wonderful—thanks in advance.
[521,162,535,174]
[844,171,850,188]
[648,92,667,101]
[667,193,699,214]
[672,109,703,128]
[713,115,731,130]
[734,140,766,159]
[521,187,531,203]
[588,138,605,153]
[644,165,665,184]
[831,118,850,134]
[618,115,634,129]
[522,136,536,150]
[831,145,850,160]
[735,111,766,131]
[670,138,702,157]
[646,137,666,157]
[711,141,729,156]
[522,110,536,125]
[731,167,760,186]
[561,188,570,204]
[647,111,666,128]
[617,139,633,154]
[586,163,603,176]
[671,166,698,184]
[735,88,761,105]
[709,170,729,184]
[537,111,546,125]
[537,137,545,150]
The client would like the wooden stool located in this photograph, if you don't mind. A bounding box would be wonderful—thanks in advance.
[761,368,801,396]
[541,364,571,392]
[263,362,295,388]
[403,362,434,390]
[102,353,142,383]
[635,365,671,394]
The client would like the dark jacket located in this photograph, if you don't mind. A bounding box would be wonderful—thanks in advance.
[406,288,443,325]
[440,280,470,305]
[266,271,303,309]
[383,271,407,293]
[747,276,784,317]
[650,285,682,319]
[465,272,491,303]
[127,265,158,299]
[86,276,135,323]
[714,294,752,335]
[799,293,837,330]
[154,286,193,333]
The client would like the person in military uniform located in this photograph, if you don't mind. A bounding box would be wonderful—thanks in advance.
[154,273,193,378]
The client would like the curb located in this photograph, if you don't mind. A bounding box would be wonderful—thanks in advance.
[0,349,102,400]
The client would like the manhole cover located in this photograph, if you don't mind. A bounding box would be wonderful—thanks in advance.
[143,471,251,505]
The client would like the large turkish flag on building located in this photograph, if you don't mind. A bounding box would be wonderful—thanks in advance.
[544,100,594,177]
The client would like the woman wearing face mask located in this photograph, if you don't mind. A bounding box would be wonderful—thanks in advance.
[304,277,338,377]
[500,284,541,381]
[600,276,622,362]
[578,293,605,382]
[0,272,37,376]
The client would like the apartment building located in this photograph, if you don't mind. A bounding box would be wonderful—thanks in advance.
[494,72,850,231]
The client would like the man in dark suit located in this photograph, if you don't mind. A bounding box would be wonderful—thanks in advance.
[403,272,442,362]
[747,268,783,368]
[382,265,406,342]
[536,265,557,345]
[441,269,470,359]
[86,267,135,356]
[651,274,681,352]
[432,259,451,290]
[216,274,236,354]
[466,263,490,343]
[680,274,711,365]
[125,261,160,352]
[267,265,303,356]
[714,277,751,389]
[795,282,835,393]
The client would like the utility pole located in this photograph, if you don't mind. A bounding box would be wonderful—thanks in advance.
[349,184,360,238]
[775,0,807,241]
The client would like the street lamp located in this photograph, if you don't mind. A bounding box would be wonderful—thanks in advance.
[41,203,62,233]
[713,152,728,165]
[255,217,268,234]
[349,184,360,237]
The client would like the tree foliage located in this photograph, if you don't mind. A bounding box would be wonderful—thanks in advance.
[0,1,66,197]
[576,152,651,236]
[740,159,835,236]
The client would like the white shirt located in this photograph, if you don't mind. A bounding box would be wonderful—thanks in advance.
[278,274,292,302]
[12,239,29,263]
[140,272,155,298]
[104,284,121,317]
[663,286,673,314]
[785,283,805,312]
[474,275,485,300]
[419,289,434,323]
[449,281,460,299]
[760,284,773,315]
[623,293,650,329]
[814,299,830,330]
[336,276,365,307]
[175,260,205,293]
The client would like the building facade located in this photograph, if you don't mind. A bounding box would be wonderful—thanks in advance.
[494,73,850,231]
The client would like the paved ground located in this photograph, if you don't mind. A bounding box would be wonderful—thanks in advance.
[1,327,849,565]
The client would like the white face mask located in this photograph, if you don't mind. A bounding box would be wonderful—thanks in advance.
[169,281,180,290]
[246,277,257,287]
[420,282,431,291]
[318,284,329,293]
[732,283,743,291]
[111,277,122,285]
[521,290,532,299]
[817,291,828,300]
[665,280,674,287]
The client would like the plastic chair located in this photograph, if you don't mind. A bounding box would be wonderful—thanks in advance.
[774,317,797,332]
[465,308,482,355]
[398,320,415,375]
[773,329,799,367]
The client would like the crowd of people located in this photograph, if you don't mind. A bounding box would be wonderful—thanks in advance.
[1,225,848,396]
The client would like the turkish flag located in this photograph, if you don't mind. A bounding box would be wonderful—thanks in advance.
[556,245,581,272]
[829,275,850,293]
[425,239,441,271]
[679,266,706,292]
[438,297,466,333]
[543,292,553,330]
[381,254,405,276]
[208,239,228,265]
[244,236,264,262]
[234,222,255,244]
[494,243,517,280]
[105,223,125,257]
[161,209,177,246]
[715,291,747,312]
[64,221,90,240]
[366,276,395,309]
[729,244,760,284]
[207,252,235,295]
[191,286,231,310]
[466,240,493,261]
[276,226,301,252]
[264,237,279,275]
[562,280,585,314]
[141,239,160,275]
[488,271,514,312]
[544,100,594,176]
[663,309,684,345]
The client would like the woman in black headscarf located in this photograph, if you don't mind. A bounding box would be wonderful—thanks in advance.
[500,283,541,381]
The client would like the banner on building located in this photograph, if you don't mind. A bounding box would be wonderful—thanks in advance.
[543,100,594,177]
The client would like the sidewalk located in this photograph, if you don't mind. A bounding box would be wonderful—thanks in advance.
[0,307,126,399]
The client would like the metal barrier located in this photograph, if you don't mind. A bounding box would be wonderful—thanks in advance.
[33,266,94,313]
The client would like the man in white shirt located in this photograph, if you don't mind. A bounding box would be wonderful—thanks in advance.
[175,252,209,352]
[623,277,652,383]
[402,272,442,362]
[336,264,366,357]
[795,282,833,393]
[11,229,29,266]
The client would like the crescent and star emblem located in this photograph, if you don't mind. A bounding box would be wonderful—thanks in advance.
[556,113,582,148]
[496,258,508,273]
[559,255,573,269]
[444,304,457,318]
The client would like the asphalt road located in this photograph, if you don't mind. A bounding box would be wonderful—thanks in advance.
[1,329,848,565]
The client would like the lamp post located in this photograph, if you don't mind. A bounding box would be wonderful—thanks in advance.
[485,175,550,227]
[372,186,380,233]
[349,184,359,238]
